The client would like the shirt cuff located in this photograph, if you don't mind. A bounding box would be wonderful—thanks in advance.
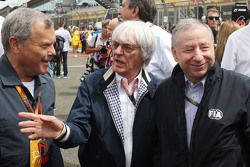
[54,123,70,142]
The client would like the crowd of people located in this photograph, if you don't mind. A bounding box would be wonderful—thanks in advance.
[1,0,250,167]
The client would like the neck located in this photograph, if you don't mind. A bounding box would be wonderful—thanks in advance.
[101,34,108,41]
[125,70,141,84]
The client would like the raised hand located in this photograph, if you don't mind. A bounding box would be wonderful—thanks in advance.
[18,112,64,140]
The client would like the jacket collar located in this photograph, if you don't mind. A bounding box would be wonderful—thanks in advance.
[100,67,157,98]
[171,61,222,90]
[0,54,47,87]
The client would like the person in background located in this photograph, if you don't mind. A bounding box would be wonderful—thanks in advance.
[71,26,81,57]
[107,17,119,38]
[85,24,93,41]
[154,18,250,167]
[80,26,87,54]
[221,15,250,77]
[119,0,176,80]
[105,17,120,68]
[55,21,72,79]
[215,20,240,64]
[206,6,220,45]
[86,19,110,69]
[0,8,63,167]
[18,20,159,167]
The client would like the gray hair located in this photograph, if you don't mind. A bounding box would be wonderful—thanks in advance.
[102,19,110,27]
[112,20,155,66]
[1,8,53,52]
[128,0,157,23]
[171,18,214,48]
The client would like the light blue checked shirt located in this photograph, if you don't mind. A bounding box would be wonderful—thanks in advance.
[184,76,206,148]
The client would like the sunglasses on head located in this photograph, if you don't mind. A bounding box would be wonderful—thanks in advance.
[208,16,219,20]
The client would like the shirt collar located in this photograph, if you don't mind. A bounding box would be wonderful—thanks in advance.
[184,75,207,88]
[115,69,142,89]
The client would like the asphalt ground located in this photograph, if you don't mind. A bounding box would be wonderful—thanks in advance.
[53,53,88,167]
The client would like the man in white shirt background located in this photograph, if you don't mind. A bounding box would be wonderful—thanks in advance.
[55,21,72,78]
[221,14,250,77]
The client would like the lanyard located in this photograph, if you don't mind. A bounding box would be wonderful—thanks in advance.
[185,95,200,107]
[16,85,44,167]
[120,79,138,106]
[15,85,42,114]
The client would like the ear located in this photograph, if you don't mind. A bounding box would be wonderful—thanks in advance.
[131,6,139,18]
[9,37,21,53]
[172,47,179,62]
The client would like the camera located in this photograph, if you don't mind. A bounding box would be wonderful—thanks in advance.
[100,45,107,54]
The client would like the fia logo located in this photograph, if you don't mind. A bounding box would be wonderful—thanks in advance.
[208,109,223,120]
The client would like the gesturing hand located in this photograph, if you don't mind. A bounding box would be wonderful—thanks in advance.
[18,112,64,140]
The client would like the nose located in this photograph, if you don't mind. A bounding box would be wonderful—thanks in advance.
[50,45,56,57]
[193,49,203,61]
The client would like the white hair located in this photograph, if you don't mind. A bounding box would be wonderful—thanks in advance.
[112,20,155,65]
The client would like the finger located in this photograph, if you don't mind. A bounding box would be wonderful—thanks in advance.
[28,133,39,140]
[18,120,39,128]
[20,126,38,134]
[39,115,57,123]
[18,112,39,120]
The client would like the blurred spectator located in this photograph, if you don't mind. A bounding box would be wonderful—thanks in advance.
[86,19,110,69]
[216,21,240,64]
[206,6,221,44]
[221,20,250,77]
[55,21,72,78]
[80,26,87,54]
[71,26,81,57]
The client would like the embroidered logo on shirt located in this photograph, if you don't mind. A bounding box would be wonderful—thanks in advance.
[208,109,223,120]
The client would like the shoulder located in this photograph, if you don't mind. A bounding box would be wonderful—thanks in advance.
[40,73,54,87]
[82,68,107,85]
[151,25,172,38]
[229,25,248,39]
[222,68,250,84]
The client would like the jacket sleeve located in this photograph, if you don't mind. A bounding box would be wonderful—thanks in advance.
[56,80,92,149]
[242,90,250,166]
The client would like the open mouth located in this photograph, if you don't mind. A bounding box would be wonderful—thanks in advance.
[114,58,124,66]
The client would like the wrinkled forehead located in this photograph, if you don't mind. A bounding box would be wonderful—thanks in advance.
[112,28,137,44]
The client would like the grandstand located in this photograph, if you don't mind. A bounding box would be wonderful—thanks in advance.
[0,0,249,29]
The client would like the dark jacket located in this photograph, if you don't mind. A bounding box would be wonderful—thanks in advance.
[56,68,159,167]
[155,63,250,167]
[0,54,64,167]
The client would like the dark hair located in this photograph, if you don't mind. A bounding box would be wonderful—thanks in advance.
[128,0,157,23]
[58,21,65,28]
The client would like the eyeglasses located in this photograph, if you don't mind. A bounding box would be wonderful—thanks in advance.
[208,16,219,21]
[111,41,140,53]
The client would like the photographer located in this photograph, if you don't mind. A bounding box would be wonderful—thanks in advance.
[86,19,110,68]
